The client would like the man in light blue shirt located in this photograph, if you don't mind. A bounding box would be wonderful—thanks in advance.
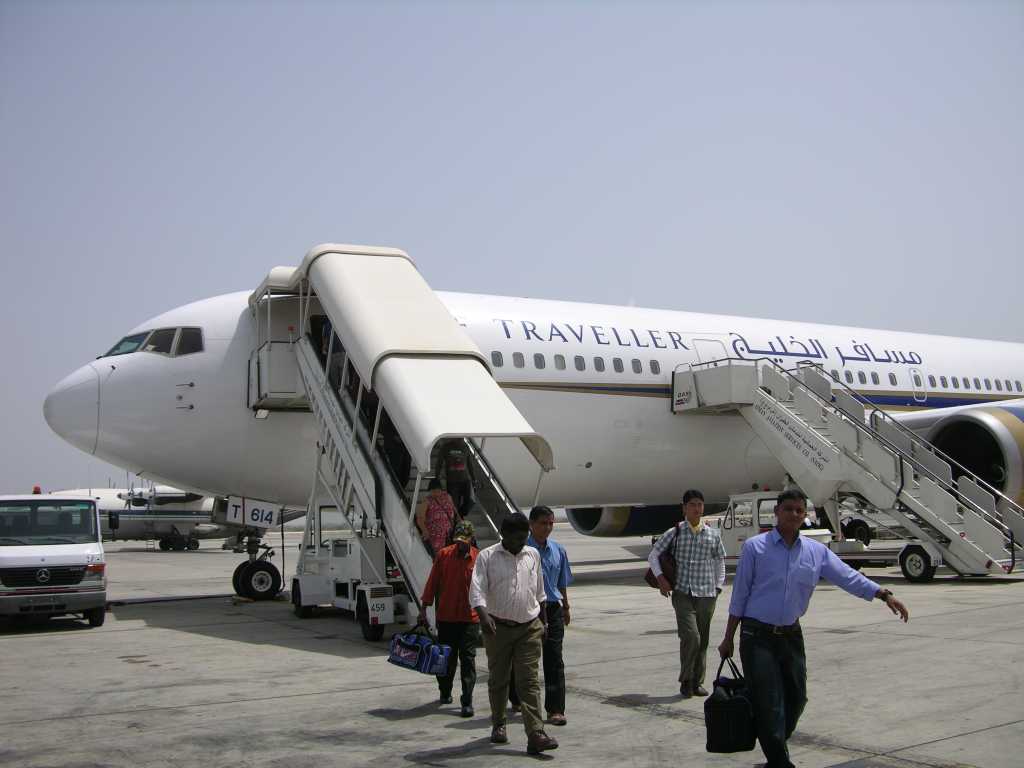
[509,505,573,726]
[718,489,909,768]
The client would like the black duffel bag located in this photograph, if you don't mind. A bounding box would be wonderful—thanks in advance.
[704,656,757,753]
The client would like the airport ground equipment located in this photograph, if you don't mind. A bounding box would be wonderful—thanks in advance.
[0,494,107,627]
[674,359,1024,582]
[247,245,554,637]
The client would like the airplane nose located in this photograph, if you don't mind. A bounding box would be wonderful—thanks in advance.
[43,363,100,455]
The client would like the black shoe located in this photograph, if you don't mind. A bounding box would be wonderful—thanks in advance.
[679,683,692,699]
[692,684,709,697]
[460,704,474,718]
[439,695,453,704]
[490,724,508,744]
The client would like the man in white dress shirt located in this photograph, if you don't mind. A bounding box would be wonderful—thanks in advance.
[470,512,559,755]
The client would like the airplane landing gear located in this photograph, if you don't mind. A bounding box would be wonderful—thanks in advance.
[232,533,282,600]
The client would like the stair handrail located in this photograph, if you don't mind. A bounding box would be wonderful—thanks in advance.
[739,357,1019,550]
[295,338,431,597]
[788,359,1024,525]
[462,438,514,539]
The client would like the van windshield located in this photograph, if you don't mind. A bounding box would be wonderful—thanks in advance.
[0,501,98,545]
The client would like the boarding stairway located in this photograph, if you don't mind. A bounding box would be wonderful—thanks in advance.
[674,359,1024,579]
[254,244,554,609]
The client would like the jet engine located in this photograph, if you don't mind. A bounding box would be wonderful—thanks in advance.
[923,405,1024,504]
[565,505,684,537]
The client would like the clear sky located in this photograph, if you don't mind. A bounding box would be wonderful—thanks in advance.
[1,1,1021,493]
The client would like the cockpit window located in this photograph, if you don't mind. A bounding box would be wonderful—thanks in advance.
[175,327,204,356]
[103,331,151,357]
[143,328,177,354]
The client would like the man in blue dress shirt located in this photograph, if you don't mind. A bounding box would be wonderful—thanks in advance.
[718,489,909,768]
[509,505,573,726]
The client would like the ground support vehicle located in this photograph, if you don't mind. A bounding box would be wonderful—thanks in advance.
[0,494,107,627]
[291,503,411,640]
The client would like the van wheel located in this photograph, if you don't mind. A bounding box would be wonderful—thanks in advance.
[900,545,937,583]
[242,562,282,600]
[158,539,171,551]
[292,581,314,618]
[86,607,106,627]
[187,539,200,551]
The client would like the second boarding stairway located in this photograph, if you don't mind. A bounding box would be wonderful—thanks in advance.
[255,244,554,606]
[674,359,1024,581]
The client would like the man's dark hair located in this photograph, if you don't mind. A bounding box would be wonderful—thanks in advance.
[428,478,442,491]
[529,505,555,522]
[501,512,530,534]
[682,489,704,505]
[776,488,808,507]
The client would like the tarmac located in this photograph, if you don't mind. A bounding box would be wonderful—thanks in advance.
[1,522,1022,768]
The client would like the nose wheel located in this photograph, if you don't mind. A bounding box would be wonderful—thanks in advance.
[232,535,282,600]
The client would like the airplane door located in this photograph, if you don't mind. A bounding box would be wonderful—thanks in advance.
[909,367,927,404]
[692,338,729,365]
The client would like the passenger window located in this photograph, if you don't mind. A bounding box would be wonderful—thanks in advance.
[513,352,525,369]
[574,356,586,371]
[175,327,204,356]
[913,374,924,387]
[534,353,546,370]
[143,328,177,354]
[554,354,566,371]
[1016,381,1022,392]
[1004,379,1012,392]
[870,372,879,385]
[650,360,661,375]
[594,357,606,372]
[613,358,624,373]
[103,331,151,357]
[951,377,959,389]
[631,359,642,374]
[889,372,898,386]
[928,375,936,387]
[491,351,504,368]
[940,376,948,387]
[830,369,840,382]
[858,371,867,384]
[984,378,991,390]
[974,378,981,390]
[995,379,1003,391]
[844,370,854,384]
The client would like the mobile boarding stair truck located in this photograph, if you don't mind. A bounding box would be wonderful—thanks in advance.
[0,494,107,627]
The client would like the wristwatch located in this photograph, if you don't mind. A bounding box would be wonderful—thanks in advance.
[878,589,894,602]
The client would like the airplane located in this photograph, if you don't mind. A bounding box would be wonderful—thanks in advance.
[51,486,227,550]
[42,251,1024,553]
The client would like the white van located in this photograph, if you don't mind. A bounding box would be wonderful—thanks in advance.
[0,494,107,626]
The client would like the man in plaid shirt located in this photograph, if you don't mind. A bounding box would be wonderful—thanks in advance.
[648,489,726,698]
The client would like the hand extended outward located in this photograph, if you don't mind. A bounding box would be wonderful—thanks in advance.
[877,589,910,622]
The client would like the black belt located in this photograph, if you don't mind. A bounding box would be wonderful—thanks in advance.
[492,616,535,627]
[742,618,801,635]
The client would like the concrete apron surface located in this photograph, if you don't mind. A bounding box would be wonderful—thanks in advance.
[1,526,1022,768]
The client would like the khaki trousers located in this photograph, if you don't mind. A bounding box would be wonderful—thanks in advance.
[672,592,717,686]
[482,617,544,736]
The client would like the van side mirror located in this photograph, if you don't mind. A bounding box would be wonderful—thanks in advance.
[108,511,120,531]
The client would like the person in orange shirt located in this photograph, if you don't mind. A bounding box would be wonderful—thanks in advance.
[419,520,480,717]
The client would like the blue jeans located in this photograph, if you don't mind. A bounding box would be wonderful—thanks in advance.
[739,621,807,768]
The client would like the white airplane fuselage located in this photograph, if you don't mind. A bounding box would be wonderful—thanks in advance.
[44,290,1024,514]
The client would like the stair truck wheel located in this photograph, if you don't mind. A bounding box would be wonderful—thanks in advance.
[292,580,314,618]
[86,607,106,627]
[357,595,386,641]
[242,561,282,600]
[900,545,937,583]
[187,538,200,551]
